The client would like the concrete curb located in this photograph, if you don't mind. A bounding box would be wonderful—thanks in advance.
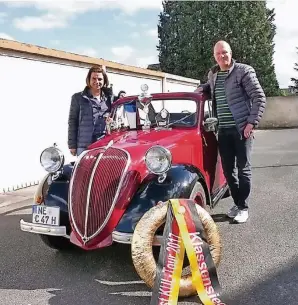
[0,185,37,208]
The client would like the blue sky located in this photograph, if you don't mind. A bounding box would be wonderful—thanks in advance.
[0,0,297,88]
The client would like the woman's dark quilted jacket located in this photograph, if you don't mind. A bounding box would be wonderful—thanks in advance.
[67,86,113,150]
[201,59,266,134]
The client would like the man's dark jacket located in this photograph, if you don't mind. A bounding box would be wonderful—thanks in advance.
[68,86,113,150]
[201,59,266,134]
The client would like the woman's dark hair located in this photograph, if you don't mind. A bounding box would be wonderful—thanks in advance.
[117,90,126,98]
[86,65,109,88]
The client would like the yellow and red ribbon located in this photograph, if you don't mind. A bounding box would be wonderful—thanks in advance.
[150,199,227,305]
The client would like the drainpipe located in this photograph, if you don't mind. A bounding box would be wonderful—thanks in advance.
[162,76,167,93]
[162,76,167,109]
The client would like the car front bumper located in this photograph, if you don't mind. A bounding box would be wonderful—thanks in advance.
[20,219,68,238]
[20,219,163,246]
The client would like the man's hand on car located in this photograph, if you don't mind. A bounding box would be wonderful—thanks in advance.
[194,86,203,93]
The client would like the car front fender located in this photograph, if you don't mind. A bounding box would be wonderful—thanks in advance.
[115,164,207,233]
[43,164,73,212]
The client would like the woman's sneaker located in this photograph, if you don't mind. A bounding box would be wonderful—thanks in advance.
[234,209,249,223]
[227,206,239,218]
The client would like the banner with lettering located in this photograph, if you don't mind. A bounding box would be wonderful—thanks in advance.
[150,199,227,305]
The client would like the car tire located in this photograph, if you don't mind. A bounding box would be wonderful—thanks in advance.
[39,234,74,251]
[189,180,208,209]
[131,199,222,297]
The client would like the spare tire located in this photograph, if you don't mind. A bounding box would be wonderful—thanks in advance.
[131,200,221,297]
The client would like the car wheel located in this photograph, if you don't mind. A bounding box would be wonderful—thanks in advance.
[189,180,208,209]
[39,234,74,251]
[131,199,221,297]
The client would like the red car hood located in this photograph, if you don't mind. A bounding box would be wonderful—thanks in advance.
[90,129,195,150]
[89,128,197,169]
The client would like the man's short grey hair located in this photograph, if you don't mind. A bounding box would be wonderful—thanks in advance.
[214,40,232,53]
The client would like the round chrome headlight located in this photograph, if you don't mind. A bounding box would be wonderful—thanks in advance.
[145,146,172,175]
[40,146,64,173]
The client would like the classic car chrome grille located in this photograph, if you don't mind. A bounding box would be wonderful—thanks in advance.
[70,147,129,241]
[70,150,99,236]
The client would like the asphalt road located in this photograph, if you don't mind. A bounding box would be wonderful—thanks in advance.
[1,129,298,305]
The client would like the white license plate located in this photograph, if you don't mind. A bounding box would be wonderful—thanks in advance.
[32,205,60,226]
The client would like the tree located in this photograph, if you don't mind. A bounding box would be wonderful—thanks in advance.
[290,47,298,93]
[157,1,280,96]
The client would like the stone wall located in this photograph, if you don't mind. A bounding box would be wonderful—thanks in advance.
[259,96,298,129]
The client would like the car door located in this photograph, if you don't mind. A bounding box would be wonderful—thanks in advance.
[200,99,226,201]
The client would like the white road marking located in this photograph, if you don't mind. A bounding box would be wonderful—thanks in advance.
[0,288,60,305]
[95,279,144,286]
[110,291,152,297]
[95,279,198,303]
[109,291,198,304]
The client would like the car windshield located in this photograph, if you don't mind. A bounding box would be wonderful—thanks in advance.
[111,98,198,130]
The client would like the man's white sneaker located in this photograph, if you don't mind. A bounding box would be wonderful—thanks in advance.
[227,206,239,218]
[234,210,249,223]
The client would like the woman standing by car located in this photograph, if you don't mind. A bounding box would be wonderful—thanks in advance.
[67,65,113,156]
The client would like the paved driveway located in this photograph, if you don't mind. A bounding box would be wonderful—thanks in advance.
[0,129,298,305]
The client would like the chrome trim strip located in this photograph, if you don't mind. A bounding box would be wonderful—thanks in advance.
[83,152,104,242]
[20,219,69,238]
[88,148,131,240]
[106,140,114,149]
[211,184,229,208]
[112,231,163,246]
[33,173,51,203]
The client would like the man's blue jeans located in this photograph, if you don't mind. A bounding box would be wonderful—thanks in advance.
[217,126,253,210]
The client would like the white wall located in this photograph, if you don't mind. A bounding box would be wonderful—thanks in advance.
[165,73,200,92]
[166,81,198,92]
[0,53,199,193]
[0,55,85,191]
[108,71,162,96]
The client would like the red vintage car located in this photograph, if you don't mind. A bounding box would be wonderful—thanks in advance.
[20,84,229,295]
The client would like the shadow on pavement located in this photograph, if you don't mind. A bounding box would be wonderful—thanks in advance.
[211,213,232,223]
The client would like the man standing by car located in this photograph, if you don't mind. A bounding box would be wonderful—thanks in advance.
[197,40,266,223]
[68,65,113,156]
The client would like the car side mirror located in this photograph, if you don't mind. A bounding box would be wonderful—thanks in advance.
[203,117,218,132]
